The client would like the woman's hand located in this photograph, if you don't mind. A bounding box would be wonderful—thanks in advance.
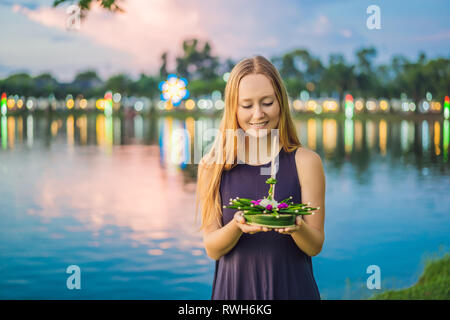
[274,215,303,234]
[234,211,270,234]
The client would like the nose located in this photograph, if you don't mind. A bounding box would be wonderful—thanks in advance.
[252,104,265,119]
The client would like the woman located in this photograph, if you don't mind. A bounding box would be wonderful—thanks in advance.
[195,55,325,300]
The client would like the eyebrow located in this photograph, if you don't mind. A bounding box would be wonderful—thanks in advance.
[239,95,274,102]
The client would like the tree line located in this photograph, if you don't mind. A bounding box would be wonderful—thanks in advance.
[1,38,448,104]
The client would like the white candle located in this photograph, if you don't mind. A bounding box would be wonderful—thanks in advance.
[271,135,277,199]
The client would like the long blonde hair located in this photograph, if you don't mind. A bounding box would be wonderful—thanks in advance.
[195,55,301,231]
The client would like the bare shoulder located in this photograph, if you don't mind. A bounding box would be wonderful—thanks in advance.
[294,147,324,185]
[295,146,323,168]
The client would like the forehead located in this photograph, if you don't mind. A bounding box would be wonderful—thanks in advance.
[238,74,274,101]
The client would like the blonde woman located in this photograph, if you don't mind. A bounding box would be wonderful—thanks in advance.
[196,56,325,300]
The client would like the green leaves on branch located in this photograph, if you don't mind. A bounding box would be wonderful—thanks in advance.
[223,196,320,218]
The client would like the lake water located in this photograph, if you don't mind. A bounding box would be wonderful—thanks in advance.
[0,112,449,299]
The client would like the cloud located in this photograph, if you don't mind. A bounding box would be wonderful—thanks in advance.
[297,14,331,36]
[339,29,353,38]
[315,14,331,35]
[13,0,209,73]
[0,61,21,78]
[2,0,43,10]
[414,30,450,42]
[11,0,321,75]
[6,0,449,80]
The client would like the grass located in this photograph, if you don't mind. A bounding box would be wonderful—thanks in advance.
[370,253,450,300]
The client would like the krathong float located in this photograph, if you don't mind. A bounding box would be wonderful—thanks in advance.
[223,137,320,228]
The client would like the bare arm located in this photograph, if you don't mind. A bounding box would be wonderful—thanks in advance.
[274,147,325,257]
[291,148,325,256]
[290,214,324,257]
[202,216,242,261]
[203,211,270,260]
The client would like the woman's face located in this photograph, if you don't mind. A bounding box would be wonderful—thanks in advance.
[236,73,280,138]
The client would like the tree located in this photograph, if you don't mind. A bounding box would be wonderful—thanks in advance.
[354,47,378,98]
[63,70,103,98]
[273,50,305,98]
[373,64,393,98]
[221,58,236,74]
[135,74,161,98]
[273,49,325,98]
[399,52,429,105]
[175,39,219,81]
[33,73,59,97]
[321,54,356,104]
[53,0,125,19]
[422,58,450,102]
[1,73,35,97]
[159,52,169,79]
[72,70,102,90]
[355,47,377,74]
[104,74,132,95]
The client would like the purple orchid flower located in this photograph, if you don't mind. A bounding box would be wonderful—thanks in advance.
[277,203,289,209]
[266,204,273,210]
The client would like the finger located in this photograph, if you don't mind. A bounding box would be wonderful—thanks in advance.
[250,227,262,233]
[243,226,255,233]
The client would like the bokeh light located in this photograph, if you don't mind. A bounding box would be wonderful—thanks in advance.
[159,74,189,107]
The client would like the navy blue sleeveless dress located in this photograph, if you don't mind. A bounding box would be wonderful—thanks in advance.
[211,146,321,300]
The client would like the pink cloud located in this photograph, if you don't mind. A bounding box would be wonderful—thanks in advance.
[315,14,330,35]
[13,0,210,73]
[297,14,331,36]
[414,30,450,42]
[30,144,201,248]
[339,29,352,38]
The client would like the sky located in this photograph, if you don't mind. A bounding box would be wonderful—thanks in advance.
[0,0,449,82]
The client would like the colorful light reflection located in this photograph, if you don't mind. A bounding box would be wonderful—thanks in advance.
[159,74,189,107]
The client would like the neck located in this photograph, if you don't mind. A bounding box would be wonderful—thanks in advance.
[242,133,279,165]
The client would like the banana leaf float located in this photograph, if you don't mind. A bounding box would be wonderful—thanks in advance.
[223,177,320,228]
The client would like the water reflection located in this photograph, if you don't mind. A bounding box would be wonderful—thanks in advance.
[0,113,449,299]
[344,119,353,154]
[27,145,200,246]
[444,120,450,162]
[1,114,450,165]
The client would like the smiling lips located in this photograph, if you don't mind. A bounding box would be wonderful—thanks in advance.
[250,121,269,128]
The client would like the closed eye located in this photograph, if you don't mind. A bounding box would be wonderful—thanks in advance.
[241,102,273,108]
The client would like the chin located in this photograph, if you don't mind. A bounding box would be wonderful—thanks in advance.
[245,127,271,138]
